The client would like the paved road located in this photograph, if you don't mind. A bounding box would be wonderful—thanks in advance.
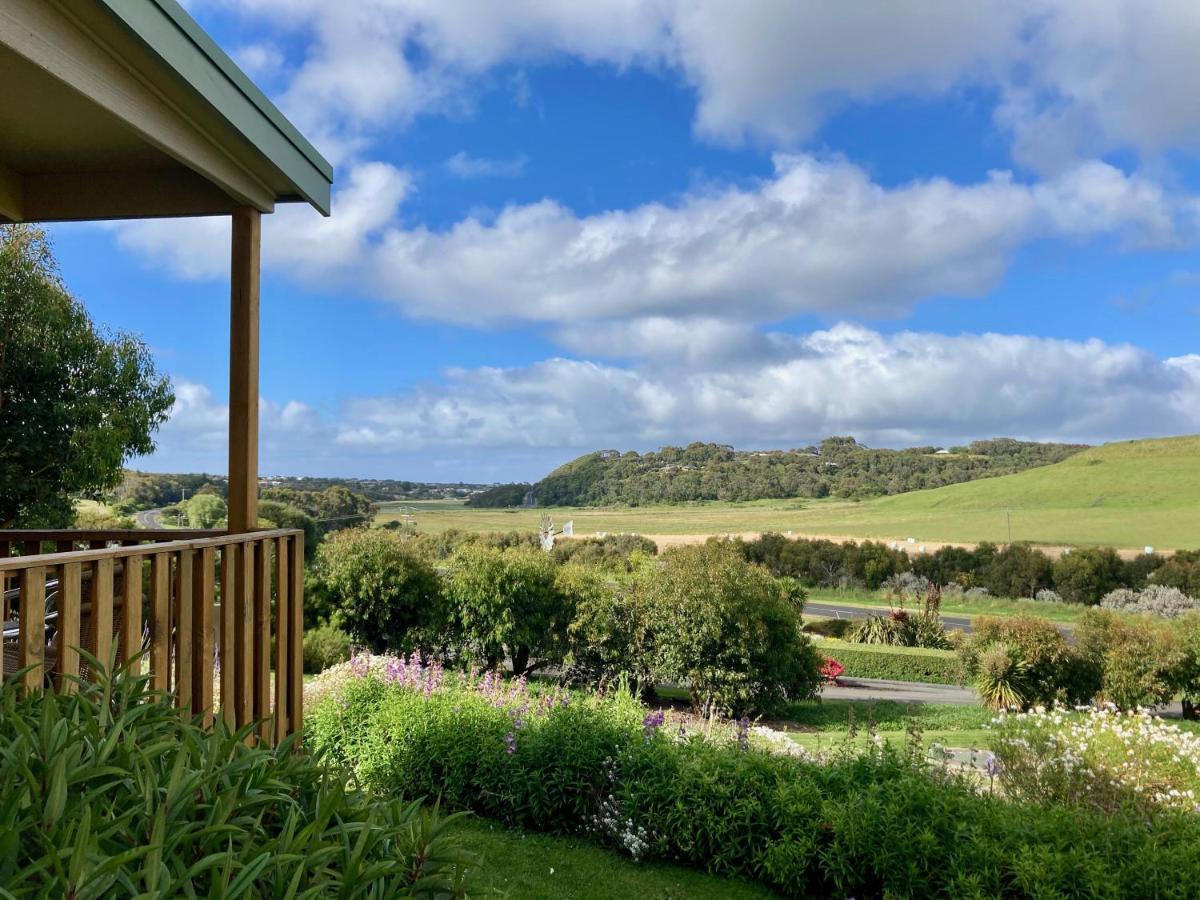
[807,601,976,633]
[822,677,976,705]
[135,507,165,528]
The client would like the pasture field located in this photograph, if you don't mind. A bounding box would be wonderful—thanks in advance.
[377,436,1200,550]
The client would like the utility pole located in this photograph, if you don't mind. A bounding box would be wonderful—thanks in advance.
[1006,509,1012,544]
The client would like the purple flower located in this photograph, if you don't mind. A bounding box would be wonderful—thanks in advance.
[984,752,1001,779]
[642,709,665,741]
[504,732,517,755]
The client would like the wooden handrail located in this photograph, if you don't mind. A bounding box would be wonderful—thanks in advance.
[0,529,221,542]
[0,529,304,745]
[0,529,299,571]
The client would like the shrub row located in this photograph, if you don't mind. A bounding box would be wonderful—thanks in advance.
[316,532,823,715]
[738,533,1200,604]
[310,667,1200,898]
[812,639,962,685]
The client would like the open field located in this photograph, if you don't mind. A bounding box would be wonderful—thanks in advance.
[379,436,1200,551]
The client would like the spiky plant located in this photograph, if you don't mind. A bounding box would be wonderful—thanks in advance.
[975,643,1030,710]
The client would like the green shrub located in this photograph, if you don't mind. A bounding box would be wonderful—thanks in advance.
[1077,609,1186,709]
[959,615,1096,708]
[304,620,355,673]
[850,610,950,649]
[0,661,479,897]
[310,665,1200,899]
[562,564,654,686]
[637,543,821,714]
[815,639,962,684]
[315,528,443,653]
[1052,546,1127,604]
[983,543,1053,599]
[443,544,572,675]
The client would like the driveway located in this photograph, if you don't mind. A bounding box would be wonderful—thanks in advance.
[806,601,976,633]
[821,677,976,705]
[135,507,165,528]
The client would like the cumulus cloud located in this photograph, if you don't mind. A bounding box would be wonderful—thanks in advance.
[110,155,1191,326]
[201,0,1200,166]
[330,326,1200,456]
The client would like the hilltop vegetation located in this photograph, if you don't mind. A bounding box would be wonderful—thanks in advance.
[469,437,1085,508]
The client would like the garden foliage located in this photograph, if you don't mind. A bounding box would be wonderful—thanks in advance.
[0,660,478,898]
[309,658,1200,899]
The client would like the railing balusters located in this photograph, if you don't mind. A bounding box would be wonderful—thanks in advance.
[149,553,171,692]
[219,543,237,730]
[274,535,290,743]
[18,566,46,693]
[92,557,114,672]
[174,549,194,712]
[55,562,82,692]
[120,555,143,672]
[255,539,271,741]
[192,548,215,727]
[0,529,303,743]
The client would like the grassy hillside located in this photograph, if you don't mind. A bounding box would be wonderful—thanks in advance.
[786,436,1200,550]
[379,436,1200,550]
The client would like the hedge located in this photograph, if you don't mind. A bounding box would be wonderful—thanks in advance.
[815,638,963,685]
[310,665,1200,899]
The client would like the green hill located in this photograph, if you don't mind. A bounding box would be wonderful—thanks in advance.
[470,437,1086,508]
[787,436,1200,550]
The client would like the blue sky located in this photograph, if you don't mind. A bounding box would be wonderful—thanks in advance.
[47,1,1200,481]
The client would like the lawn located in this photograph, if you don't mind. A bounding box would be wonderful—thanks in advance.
[806,587,1087,625]
[447,817,772,899]
[381,436,1200,551]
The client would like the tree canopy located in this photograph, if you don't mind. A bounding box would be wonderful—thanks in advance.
[0,226,173,526]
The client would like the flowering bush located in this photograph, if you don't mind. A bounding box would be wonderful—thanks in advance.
[820,657,845,684]
[308,658,1200,898]
[991,706,1200,815]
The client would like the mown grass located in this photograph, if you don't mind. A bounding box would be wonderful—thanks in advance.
[447,817,773,899]
[383,436,1200,550]
[783,699,994,732]
[805,588,1086,625]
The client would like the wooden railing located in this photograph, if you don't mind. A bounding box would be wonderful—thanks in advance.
[0,529,304,744]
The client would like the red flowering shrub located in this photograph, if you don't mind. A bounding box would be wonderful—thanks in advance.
[821,656,845,684]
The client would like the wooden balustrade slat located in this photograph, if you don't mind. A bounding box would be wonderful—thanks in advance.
[149,553,171,692]
[273,535,290,743]
[254,540,271,741]
[289,532,304,741]
[219,544,237,730]
[235,543,254,731]
[92,557,114,672]
[192,548,215,728]
[19,567,46,693]
[55,562,82,692]
[174,550,194,712]
[120,556,143,672]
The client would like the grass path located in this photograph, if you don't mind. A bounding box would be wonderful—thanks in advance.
[805,588,1086,625]
[448,817,772,899]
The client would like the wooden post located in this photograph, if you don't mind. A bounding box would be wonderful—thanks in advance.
[228,207,261,534]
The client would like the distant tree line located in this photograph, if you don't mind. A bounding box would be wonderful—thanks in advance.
[734,532,1200,604]
[468,437,1088,508]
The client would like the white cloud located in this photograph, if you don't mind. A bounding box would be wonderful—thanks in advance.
[111,155,1192,326]
[444,151,528,179]
[201,0,1200,166]
[330,326,1200,456]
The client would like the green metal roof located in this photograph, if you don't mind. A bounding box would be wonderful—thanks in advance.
[99,0,333,214]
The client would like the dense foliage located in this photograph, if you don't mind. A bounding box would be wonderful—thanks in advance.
[443,544,573,675]
[737,532,1200,605]
[465,482,532,508]
[958,615,1095,709]
[472,437,1087,507]
[0,664,478,897]
[310,661,1200,898]
[0,226,173,527]
[315,529,444,653]
[634,543,821,714]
